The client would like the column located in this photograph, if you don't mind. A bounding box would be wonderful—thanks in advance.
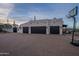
[59,26,62,35]
[20,27,22,33]
[29,26,31,34]
[46,26,50,34]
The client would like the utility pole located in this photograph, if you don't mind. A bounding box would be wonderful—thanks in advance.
[13,20,16,27]
[7,19,9,24]
[34,16,36,20]
[13,20,15,25]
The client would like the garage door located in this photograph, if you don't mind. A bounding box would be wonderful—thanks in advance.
[31,26,46,34]
[13,27,17,32]
[50,26,59,34]
[23,27,28,33]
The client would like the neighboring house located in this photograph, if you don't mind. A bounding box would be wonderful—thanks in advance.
[18,18,64,35]
[0,19,18,32]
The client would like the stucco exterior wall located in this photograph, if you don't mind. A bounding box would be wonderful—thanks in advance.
[18,18,63,34]
[21,18,63,27]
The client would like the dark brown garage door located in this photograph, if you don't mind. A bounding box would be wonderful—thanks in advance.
[31,26,46,34]
[23,27,28,33]
[50,26,59,34]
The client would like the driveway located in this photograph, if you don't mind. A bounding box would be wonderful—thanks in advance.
[0,33,79,56]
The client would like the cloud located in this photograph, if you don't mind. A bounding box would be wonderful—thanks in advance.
[0,3,14,19]
[26,6,66,20]
[13,6,58,25]
[26,7,54,20]
[9,7,53,25]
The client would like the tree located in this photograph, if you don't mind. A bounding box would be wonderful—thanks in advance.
[0,24,4,32]
[3,24,12,29]
[0,24,12,32]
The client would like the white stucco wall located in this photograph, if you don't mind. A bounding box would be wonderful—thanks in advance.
[19,18,63,34]
[21,19,63,27]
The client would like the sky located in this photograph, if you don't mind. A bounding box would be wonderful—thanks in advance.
[0,3,79,28]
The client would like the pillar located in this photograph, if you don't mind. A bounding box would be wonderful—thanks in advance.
[29,26,31,34]
[59,26,62,35]
[46,26,50,34]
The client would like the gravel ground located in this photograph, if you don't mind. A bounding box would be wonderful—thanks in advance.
[0,33,79,56]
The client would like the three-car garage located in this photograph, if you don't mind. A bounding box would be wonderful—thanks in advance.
[22,26,60,34]
[19,18,63,35]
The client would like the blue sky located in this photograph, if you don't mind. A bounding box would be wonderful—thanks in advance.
[0,3,79,28]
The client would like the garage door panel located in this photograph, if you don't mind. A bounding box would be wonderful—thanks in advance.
[23,27,28,33]
[50,26,59,34]
[31,26,46,34]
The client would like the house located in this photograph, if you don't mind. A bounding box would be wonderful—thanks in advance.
[0,18,18,32]
[18,18,64,35]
